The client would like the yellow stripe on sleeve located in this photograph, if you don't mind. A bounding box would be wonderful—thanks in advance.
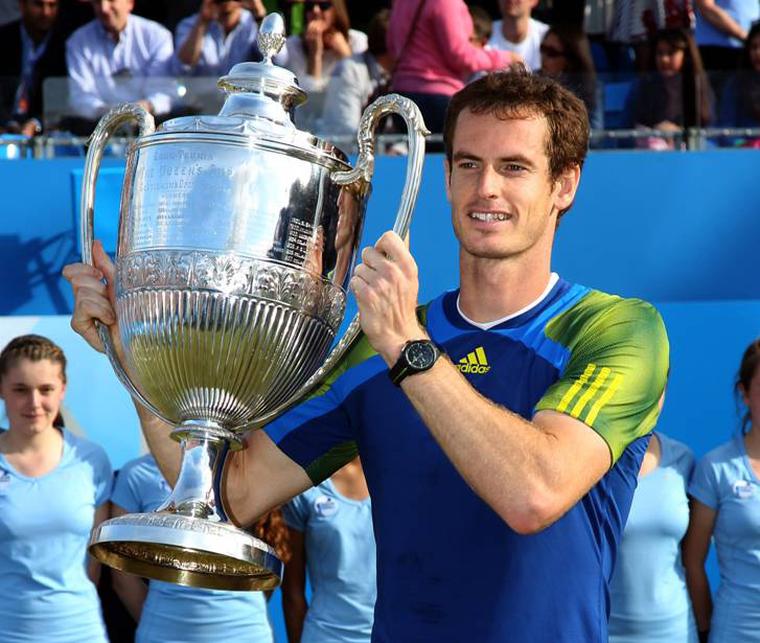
[557,363,596,413]
[571,367,611,418]
[585,373,624,426]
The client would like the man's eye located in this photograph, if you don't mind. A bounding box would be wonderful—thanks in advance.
[457,161,477,169]
[504,164,525,172]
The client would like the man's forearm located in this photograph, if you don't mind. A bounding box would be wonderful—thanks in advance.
[132,399,182,485]
[698,1,747,40]
[399,357,605,533]
[177,20,208,66]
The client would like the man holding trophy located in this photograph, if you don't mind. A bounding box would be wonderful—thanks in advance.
[64,58,668,642]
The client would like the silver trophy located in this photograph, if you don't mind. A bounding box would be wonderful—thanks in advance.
[82,13,427,590]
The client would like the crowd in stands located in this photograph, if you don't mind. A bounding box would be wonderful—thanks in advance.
[0,0,759,150]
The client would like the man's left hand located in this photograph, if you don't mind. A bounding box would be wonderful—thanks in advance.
[350,231,426,366]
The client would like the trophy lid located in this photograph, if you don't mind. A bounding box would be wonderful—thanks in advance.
[156,13,348,166]
[216,13,307,124]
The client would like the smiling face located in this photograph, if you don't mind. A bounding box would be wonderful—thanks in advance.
[655,40,685,77]
[92,0,133,35]
[445,109,579,263]
[0,358,65,437]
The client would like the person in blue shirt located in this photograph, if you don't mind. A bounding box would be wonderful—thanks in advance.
[684,338,760,643]
[64,69,669,642]
[111,453,282,643]
[608,430,698,642]
[65,0,175,123]
[0,334,112,643]
[174,0,266,77]
[281,456,375,642]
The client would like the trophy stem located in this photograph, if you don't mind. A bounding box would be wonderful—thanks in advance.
[88,421,283,590]
[156,421,242,522]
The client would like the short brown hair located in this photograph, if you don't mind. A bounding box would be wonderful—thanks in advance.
[444,69,590,182]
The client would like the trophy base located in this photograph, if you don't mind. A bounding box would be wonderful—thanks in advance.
[89,512,282,591]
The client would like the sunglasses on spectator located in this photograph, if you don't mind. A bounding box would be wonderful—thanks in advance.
[540,45,566,58]
[303,1,332,11]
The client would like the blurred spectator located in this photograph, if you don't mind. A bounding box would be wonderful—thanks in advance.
[65,0,174,128]
[608,431,699,642]
[281,457,375,643]
[175,0,265,76]
[695,0,759,71]
[540,24,604,129]
[625,28,712,148]
[684,338,760,643]
[132,0,201,33]
[282,0,367,93]
[469,4,494,47]
[110,454,279,643]
[0,334,112,643]
[0,0,68,136]
[388,0,516,135]
[600,0,694,72]
[488,0,549,71]
[718,21,760,138]
[317,8,391,144]
[0,0,19,25]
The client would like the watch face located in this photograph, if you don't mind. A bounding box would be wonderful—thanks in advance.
[405,341,436,369]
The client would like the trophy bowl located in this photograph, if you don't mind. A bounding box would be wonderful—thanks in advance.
[82,13,428,590]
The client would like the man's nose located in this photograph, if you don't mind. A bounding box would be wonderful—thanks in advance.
[477,166,500,198]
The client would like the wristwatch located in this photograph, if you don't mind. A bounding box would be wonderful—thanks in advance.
[388,339,443,386]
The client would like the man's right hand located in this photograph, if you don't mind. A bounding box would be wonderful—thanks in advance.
[62,240,120,356]
[199,0,219,24]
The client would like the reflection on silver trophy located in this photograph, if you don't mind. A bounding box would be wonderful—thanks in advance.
[81,13,427,590]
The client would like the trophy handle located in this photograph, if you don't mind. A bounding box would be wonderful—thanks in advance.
[79,103,166,420]
[254,94,428,427]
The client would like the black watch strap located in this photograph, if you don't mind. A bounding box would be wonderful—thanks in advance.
[388,340,442,387]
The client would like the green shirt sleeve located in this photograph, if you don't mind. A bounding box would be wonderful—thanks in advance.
[534,291,669,464]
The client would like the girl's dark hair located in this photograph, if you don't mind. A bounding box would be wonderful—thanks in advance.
[651,28,712,127]
[0,334,67,428]
[736,338,760,434]
[251,507,292,563]
[741,21,760,69]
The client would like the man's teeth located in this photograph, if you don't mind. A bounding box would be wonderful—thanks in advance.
[470,212,510,221]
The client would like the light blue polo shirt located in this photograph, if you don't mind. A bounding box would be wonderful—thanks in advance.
[0,428,112,643]
[283,478,376,643]
[112,454,273,643]
[689,433,760,642]
[609,432,698,642]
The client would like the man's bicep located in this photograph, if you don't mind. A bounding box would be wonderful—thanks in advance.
[223,429,312,527]
[533,410,612,515]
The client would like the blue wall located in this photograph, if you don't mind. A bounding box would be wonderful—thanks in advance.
[2,150,759,640]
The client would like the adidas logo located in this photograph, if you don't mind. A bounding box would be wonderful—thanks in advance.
[457,347,491,374]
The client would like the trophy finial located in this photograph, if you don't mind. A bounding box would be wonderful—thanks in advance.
[258,13,286,64]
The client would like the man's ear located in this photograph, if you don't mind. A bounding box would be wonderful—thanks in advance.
[553,164,581,213]
[443,158,452,203]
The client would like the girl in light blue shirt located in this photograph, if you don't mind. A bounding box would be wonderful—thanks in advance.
[281,456,375,643]
[684,339,760,643]
[609,431,698,643]
[111,454,277,643]
[0,334,112,643]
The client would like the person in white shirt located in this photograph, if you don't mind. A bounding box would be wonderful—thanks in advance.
[488,0,548,71]
[65,0,174,122]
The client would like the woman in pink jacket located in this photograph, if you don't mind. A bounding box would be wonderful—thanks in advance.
[388,0,518,134]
